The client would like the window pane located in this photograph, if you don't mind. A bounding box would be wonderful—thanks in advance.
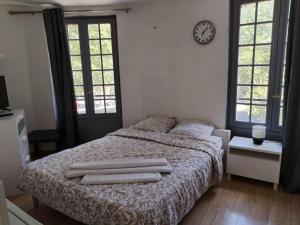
[102,55,114,69]
[105,100,116,113]
[104,85,115,96]
[240,3,256,24]
[237,66,252,84]
[279,107,283,126]
[94,100,105,114]
[89,40,101,54]
[92,71,103,85]
[103,70,114,84]
[282,65,286,85]
[88,24,99,39]
[281,87,284,102]
[93,86,104,96]
[252,99,267,105]
[251,105,267,123]
[105,95,115,100]
[67,24,79,39]
[238,46,253,65]
[100,24,111,38]
[101,40,113,54]
[253,66,269,85]
[76,97,86,114]
[255,45,271,64]
[91,56,102,70]
[74,86,85,96]
[256,23,273,44]
[257,0,274,22]
[237,98,251,104]
[73,71,83,85]
[69,40,81,55]
[239,25,255,45]
[252,86,268,100]
[71,56,82,70]
[237,86,251,99]
[236,104,250,122]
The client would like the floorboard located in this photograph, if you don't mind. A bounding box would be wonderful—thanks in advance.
[9,176,300,225]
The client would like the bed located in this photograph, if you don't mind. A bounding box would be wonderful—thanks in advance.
[18,124,230,225]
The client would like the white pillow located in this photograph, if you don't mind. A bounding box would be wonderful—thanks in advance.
[169,119,214,139]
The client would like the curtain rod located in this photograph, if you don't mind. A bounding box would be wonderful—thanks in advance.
[8,8,132,15]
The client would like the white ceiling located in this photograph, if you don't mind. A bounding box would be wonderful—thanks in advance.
[0,0,151,6]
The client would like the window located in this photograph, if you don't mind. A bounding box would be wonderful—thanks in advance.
[227,0,290,140]
[65,16,121,117]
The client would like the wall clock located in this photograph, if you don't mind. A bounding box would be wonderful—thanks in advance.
[193,20,216,45]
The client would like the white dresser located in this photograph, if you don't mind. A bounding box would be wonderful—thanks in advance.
[0,110,31,197]
[227,136,282,190]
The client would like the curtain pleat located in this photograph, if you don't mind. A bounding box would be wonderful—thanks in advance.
[43,8,79,148]
[281,0,300,193]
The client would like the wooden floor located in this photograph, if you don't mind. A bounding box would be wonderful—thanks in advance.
[10,176,300,225]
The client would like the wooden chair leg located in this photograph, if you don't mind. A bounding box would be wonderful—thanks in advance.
[32,197,39,208]
[34,143,39,155]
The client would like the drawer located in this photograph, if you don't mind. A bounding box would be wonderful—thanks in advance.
[227,148,281,183]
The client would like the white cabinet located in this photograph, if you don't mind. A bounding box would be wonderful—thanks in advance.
[0,110,31,196]
[227,136,282,190]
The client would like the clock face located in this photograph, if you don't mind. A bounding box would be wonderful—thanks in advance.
[193,20,216,45]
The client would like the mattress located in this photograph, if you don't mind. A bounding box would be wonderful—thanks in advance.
[18,128,223,225]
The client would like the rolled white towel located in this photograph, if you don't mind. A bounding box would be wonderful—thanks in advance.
[65,165,173,179]
[69,158,169,170]
[81,173,162,185]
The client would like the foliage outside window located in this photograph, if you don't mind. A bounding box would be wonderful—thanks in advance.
[66,17,120,117]
[227,0,290,140]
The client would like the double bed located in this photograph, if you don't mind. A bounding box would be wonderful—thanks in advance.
[18,117,230,225]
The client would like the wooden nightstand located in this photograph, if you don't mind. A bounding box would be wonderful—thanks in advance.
[227,136,282,190]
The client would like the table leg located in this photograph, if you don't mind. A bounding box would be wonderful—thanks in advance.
[32,197,39,208]
[227,173,231,180]
[34,143,39,155]
[273,183,278,191]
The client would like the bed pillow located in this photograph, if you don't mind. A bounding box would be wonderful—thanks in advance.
[168,119,214,139]
[131,114,177,133]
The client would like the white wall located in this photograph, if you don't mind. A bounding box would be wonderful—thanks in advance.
[0,5,36,131]
[0,0,229,130]
[24,14,56,130]
[0,6,56,131]
[118,0,229,128]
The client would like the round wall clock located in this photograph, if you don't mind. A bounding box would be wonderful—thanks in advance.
[193,20,216,45]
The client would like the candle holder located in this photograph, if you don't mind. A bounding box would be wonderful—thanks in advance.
[252,125,266,145]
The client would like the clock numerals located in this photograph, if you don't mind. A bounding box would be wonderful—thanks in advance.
[193,20,216,45]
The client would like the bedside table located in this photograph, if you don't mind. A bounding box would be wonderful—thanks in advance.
[227,136,282,190]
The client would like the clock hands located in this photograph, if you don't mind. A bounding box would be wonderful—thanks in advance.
[200,27,209,38]
[194,20,215,44]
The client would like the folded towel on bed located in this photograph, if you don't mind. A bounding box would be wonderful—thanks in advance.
[69,158,169,170]
[81,173,162,185]
[65,165,172,179]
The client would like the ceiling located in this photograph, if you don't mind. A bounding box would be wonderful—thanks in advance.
[0,0,152,6]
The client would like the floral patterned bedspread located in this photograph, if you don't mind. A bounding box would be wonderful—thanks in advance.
[18,128,223,225]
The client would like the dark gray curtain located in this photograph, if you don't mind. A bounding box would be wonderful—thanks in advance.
[43,8,79,148]
[281,0,300,192]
